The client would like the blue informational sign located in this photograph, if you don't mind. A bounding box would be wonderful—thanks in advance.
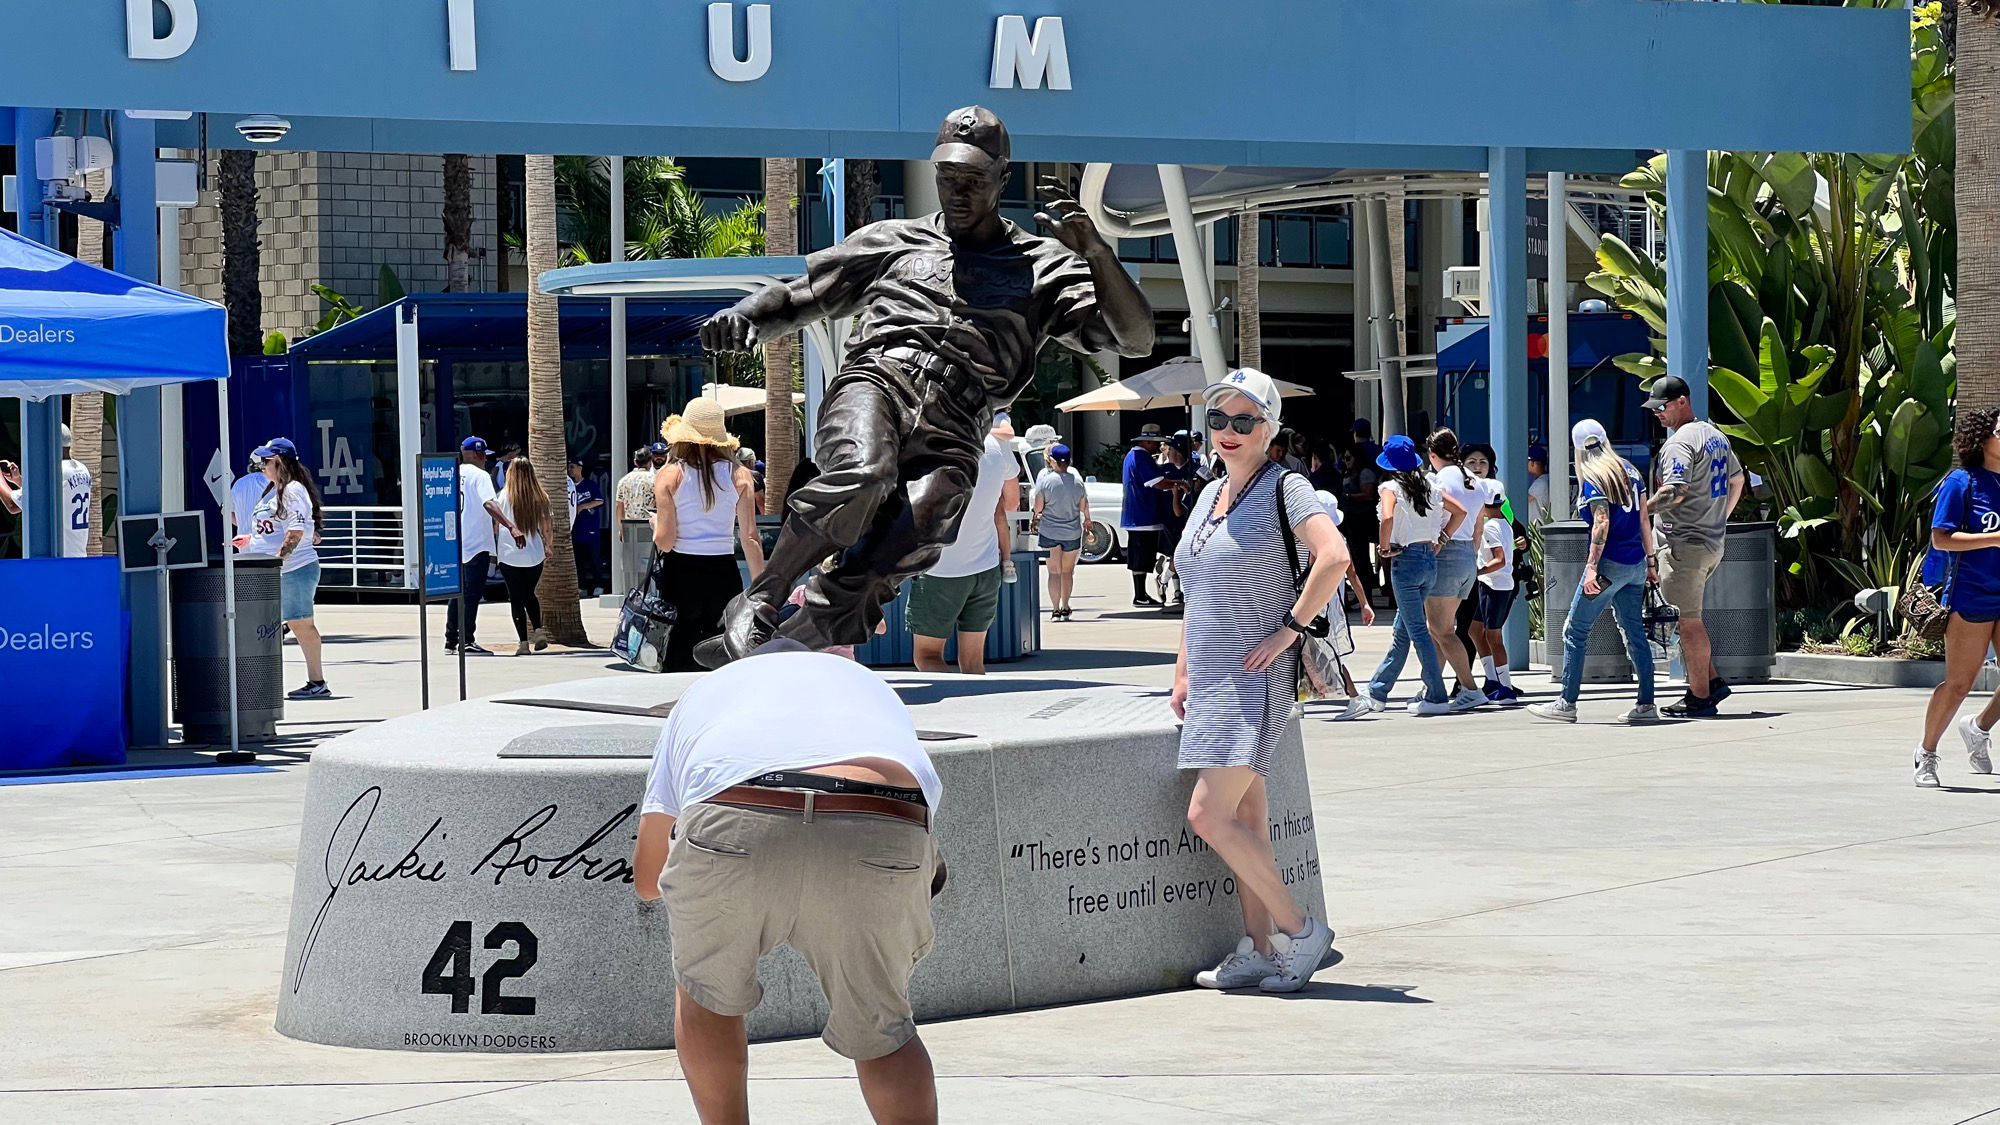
[0,558,127,770]
[419,455,462,601]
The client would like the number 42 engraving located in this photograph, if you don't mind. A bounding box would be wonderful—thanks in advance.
[421,920,539,1015]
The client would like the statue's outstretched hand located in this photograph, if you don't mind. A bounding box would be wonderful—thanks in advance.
[1035,175,1107,257]
[700,309,758,354]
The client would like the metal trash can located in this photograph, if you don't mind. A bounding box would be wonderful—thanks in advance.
[171,556,284,743]
[1540,521,1644,683]
[1540,520,1778,685]
[615,520,652,594]
[1696,521,1777,683]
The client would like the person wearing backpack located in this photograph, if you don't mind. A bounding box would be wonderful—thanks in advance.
[1914,407,2000,787]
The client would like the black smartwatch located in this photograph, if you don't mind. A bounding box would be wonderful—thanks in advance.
[1283,613,1311,637]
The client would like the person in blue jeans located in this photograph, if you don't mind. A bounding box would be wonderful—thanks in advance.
[1531,419,1660,724]
[1337,435,1467,720]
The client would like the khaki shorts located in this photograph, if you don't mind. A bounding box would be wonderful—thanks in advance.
[1659,538,1724,618]
[661,801,937,1060]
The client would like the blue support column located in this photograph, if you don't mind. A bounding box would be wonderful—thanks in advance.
[11,108,61,558]
[1487,146,1531,669]
[1666,149,1710,416]
[112,115,170,748]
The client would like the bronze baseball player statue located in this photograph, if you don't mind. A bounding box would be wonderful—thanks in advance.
[695,106,1155,667]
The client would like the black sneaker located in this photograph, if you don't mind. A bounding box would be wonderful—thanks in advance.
[288,681,332,700]
[461,642,492,656]
[1708,678,1733,705]
[1133,594,1161,607]
[444,642,459,653]
[1662,694,1717,718]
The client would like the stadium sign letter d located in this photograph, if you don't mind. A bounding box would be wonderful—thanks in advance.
[127,0,197,61]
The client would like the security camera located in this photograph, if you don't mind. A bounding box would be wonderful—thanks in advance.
[234,115,292,144]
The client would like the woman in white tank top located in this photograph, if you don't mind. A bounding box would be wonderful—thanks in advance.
[650,400,768,671]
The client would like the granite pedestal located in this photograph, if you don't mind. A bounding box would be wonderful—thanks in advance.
[275,672,1327,1052]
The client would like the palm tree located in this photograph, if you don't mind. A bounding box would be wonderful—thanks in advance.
[760,156,801,513]
[845,159,881,231]
[72,167,109,554]
[525,153,589,645]
[551,156,764,263]
[219,149,262,356]
[1958,0,2000,407]
[1237,208,1262,370]
[442,154,475,293]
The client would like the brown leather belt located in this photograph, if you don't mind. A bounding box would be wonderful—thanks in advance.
[710,785,930,830]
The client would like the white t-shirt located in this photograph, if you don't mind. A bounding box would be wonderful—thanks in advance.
[642,651,943,819]
[1478,516,1515,592]
[60,458,91,558]
[1380,474,1446,547]
[1435,465,1491,542]
[230,474,270,541]
[1527,475,1550,524]
[494,495,546,568]
[459,463,498,561]
[928,435,1021,579]
[247,481,318,572]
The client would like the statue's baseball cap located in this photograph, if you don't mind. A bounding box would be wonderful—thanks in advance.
[1641,374,1692,411]
[931,106,1010,171]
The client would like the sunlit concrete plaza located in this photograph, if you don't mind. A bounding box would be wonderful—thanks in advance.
[4,567,1996,1125]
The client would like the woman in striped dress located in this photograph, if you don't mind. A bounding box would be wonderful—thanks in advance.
[1172,369,1348,993]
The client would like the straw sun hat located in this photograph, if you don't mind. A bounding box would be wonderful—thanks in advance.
[660,398,740,453]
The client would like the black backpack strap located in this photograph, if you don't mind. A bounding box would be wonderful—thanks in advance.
[1275,470,1305,591]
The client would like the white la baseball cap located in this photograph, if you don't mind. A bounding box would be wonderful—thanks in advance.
[1205,368,1283,424]
[1570,418,1610,451]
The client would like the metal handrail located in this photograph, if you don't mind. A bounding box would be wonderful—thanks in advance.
[317,506,409,589]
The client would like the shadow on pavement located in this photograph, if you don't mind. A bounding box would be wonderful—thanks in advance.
[1273,982,1432,1004]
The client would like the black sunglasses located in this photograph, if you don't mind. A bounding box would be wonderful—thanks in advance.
[1206,409,1261,436]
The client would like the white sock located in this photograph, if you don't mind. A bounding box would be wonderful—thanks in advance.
[1480,655,1497,680]
[1497,666,1514,688]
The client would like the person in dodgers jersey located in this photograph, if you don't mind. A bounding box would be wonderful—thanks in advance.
[1914,407,2000,787]
[1644,374,1746,718]
[0,424,94,557]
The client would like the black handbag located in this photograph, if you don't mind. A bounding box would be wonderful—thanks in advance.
[611,550,680,673]
[1275,472,1351,700]
[1902,475,1972,643]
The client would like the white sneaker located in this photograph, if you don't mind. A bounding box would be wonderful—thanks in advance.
[1334,694,1383,722]
[1959,716,1994,775]
[1914,747,1942,788]
[1448,687,1487,713]
[1407,697,1452,716]
[1260,917,1336,993]
[1528,699,1578,724]
[1620,704,1660,724]
[1194,936,1279,989]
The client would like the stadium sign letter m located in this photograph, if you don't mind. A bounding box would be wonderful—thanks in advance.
[990,15,1071,90]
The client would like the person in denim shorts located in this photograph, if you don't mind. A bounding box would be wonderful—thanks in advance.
[1030,443,1089,620]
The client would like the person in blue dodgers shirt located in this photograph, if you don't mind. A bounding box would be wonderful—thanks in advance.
[1914,407,2000,788]
[1121,424,1168,606]
[1528,419,1660,726]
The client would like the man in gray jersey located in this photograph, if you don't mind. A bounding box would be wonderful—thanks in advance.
[1644,375,1745,717]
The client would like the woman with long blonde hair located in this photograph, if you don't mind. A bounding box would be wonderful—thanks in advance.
[652,398,767,671]
[1529,420,1659,724]
[496,458,554,655]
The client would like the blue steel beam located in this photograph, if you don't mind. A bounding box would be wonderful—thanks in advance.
[0,1,1909,158]
[10,108,61,559]
[1666,150,1711,416]
[112,115,170,749]
[1487,146,1531,670]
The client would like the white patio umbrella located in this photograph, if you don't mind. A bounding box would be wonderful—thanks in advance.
[1056,355,1314,412]
[702,382,805,417]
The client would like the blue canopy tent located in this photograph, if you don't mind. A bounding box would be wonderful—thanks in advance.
[0,225,233,768]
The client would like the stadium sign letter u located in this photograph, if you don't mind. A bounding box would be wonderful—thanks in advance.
[708,4,772,83]
[126,0,198,61]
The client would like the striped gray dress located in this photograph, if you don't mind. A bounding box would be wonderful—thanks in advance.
[1175,466,1321,775]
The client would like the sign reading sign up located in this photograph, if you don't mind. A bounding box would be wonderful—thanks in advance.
[418,454,461,602]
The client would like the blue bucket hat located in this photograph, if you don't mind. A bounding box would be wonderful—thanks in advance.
[1375,434,1423,473]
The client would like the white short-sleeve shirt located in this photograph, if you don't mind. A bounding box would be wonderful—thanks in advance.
[458,463,499,561]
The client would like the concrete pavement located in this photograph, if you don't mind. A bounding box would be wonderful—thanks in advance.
[3,564,1997,1124]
